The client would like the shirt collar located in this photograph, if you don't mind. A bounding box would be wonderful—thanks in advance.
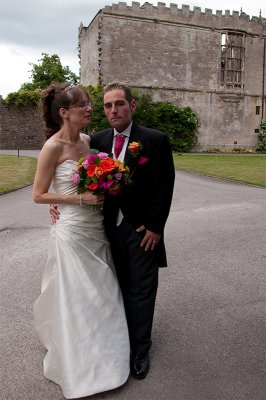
[114,122,132,138]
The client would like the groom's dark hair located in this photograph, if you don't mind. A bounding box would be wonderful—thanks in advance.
[104,81,133,104]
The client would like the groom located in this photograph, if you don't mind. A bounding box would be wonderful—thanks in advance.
[90,82,175,379]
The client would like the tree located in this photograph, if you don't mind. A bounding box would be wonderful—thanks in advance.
[19,53,78,91]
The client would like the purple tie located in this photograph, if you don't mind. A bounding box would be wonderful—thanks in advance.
[114,134,126,158]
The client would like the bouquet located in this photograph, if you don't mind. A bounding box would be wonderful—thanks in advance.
[71,150,131,208]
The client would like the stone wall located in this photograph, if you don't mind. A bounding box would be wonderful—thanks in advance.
[0,102,44,150]
[79,2,265,150]
[79,14,101,87]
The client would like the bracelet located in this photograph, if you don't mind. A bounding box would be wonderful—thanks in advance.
[79,193,83,207]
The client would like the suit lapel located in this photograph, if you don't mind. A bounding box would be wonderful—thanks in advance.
[97,129,114,154]
[106,129,114,154]
[124,123,142,171]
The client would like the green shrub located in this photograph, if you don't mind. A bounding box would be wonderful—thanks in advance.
[3,90,41,107]
[133,95,200,152]
[256,122,266,152]
[132,92,158,128]
[152,102,200,152]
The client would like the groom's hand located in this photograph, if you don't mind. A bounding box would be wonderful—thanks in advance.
[136,225,161,252]
[50,204,60,224]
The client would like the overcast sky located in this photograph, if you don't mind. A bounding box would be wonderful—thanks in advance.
[1,0,266,98]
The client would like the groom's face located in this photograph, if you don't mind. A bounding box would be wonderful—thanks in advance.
[103,88,136,133]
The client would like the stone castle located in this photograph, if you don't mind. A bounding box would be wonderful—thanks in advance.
[1,2,265,150]
[79,1,266,150]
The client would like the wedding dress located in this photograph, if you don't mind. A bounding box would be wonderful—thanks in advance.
[34,160,130,399]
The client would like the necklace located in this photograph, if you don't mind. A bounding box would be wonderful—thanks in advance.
[78,137,83,154]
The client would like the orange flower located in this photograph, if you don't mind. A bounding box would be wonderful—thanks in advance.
[95,167,105,178]
[114,159,126,172]
[99,158,116,173]
[128,141,143,158]
[128,142,140,154]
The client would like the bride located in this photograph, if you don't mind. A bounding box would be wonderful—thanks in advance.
[32,82,130,399]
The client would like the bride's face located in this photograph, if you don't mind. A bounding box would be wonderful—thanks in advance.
[62,94,93,127]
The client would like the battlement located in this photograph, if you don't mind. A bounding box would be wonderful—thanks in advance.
[102,2,266,33]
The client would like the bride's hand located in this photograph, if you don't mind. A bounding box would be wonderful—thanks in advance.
[81,192,105,206]
[50,204,60,224]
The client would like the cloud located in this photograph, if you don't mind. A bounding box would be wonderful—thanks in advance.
[0,44,39,96]
[0,0,95,52]
[0,0,104,96]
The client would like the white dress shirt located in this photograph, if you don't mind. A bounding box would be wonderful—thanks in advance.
[112,123,132,225]
[112,123,132,162]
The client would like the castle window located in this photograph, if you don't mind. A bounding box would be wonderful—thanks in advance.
[221,32,244,89]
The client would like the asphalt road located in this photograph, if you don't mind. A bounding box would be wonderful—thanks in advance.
[0,166,265,400]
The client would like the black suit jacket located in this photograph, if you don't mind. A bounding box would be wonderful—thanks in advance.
[90,122,175,267]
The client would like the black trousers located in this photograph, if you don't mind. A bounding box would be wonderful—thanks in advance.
[106,217,159,355]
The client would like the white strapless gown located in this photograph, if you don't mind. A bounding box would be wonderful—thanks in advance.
[34,160,130,399]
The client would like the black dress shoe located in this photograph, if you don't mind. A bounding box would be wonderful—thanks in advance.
[130,353,150,379]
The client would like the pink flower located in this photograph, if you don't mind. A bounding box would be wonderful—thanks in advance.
[97,152,109,160]
[99,180,114,190]
[82,159,90,169]
[71,173,80,184]
[138,156,149,165]
[114,172,122,180]
[85,154,98,164]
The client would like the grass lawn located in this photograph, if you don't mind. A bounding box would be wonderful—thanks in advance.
[0,155,37,194]
[173,154,266,188]
[0,154,265,195]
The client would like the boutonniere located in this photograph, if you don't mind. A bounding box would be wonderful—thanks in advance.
[128,141,149,165]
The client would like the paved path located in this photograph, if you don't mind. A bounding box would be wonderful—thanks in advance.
[0,168,265,400]
[0,149,40,157]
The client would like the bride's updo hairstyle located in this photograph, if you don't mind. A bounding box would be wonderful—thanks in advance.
[39,82,91,140]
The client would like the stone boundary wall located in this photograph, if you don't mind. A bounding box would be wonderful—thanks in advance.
[0,102,44,150]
